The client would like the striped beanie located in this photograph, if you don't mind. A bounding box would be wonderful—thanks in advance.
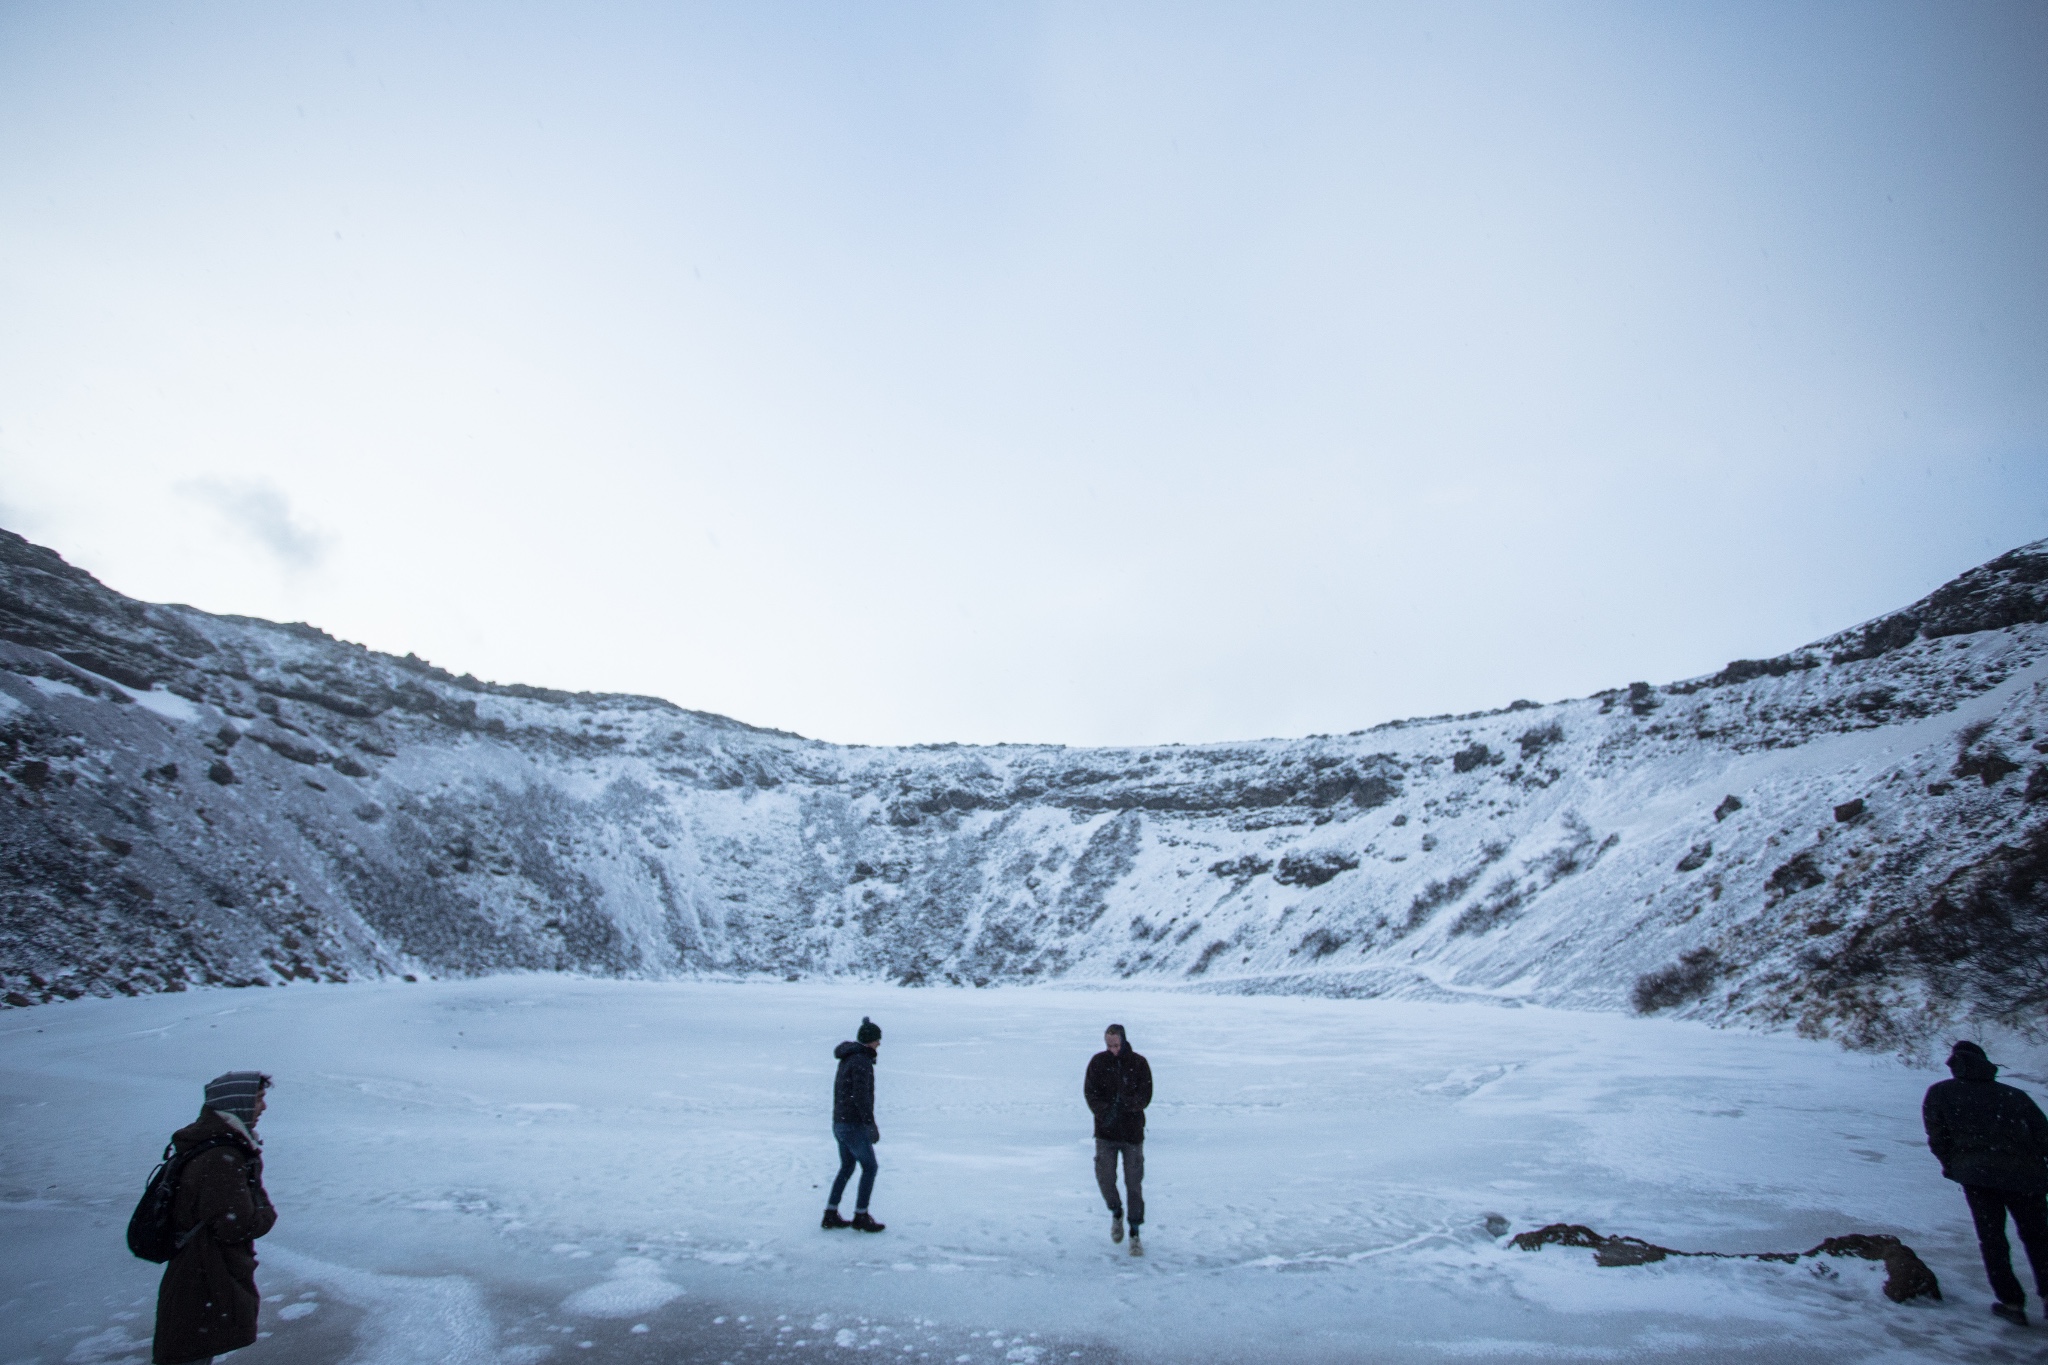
[204,1071,272,1123]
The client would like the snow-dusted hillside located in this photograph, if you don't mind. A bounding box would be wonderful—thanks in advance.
[4,527,2045,1047]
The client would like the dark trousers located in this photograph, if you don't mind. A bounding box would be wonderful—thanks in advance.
[1094,1139,1144,1226]
[1964,1185,2048,1306]
[829,1122,878,1211]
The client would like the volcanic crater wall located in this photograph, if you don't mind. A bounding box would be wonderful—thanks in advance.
[4,527,2047,1049]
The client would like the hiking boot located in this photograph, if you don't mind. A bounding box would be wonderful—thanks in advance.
[851,1211,886,1233]
[1110,1213,1124,1244]
[1128,1228,1144,1257]
[1993,1302,2029,1327]
[821,1209,850,1230]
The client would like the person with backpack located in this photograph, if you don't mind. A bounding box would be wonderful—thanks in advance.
[822,1017,885,1233]
[1924,1041,2048,1327]
[149,1071,278,1365]
[1085,1023,1152,1256]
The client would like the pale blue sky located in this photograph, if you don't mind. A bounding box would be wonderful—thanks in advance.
[2,2,2044,745]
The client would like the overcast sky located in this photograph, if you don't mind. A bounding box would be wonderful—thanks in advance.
[2,2,2044,747]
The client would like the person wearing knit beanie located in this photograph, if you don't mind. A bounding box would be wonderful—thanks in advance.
[823,1018,885,1232]
[203,1071,271,1135]
[153,1074,278,1364]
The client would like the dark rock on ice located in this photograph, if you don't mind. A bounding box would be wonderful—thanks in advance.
[1511,1223,1940,1303]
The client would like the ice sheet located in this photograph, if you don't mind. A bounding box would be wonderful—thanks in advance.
[0,980,2033,1363]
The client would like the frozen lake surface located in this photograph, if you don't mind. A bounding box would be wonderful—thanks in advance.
[0,979,2039,1363]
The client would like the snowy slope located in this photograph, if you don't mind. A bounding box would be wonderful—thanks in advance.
[3,527,2046,1048]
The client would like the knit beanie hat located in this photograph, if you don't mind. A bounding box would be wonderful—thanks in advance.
[856,1016,882,1044]
[204,1070,272,1123]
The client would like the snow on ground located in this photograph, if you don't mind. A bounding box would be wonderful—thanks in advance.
[1,979,2040,1364]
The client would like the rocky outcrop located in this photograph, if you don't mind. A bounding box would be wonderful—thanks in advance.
[1510,1222,1942,1303]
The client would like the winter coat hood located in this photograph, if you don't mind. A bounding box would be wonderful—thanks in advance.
[1949,1042,1999,1083]
[834,1040,874,1062]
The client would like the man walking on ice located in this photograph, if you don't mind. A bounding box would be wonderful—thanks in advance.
[823,1016,885,1232]
[1085,1023,1152,1255]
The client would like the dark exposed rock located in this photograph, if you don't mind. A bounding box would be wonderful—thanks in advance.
[1273,850,1359,888]
[1714,794,1743,821]
[1765,852,1826,904]
[1834,798,1867,823]
[1676,842,1712,873]
[1811,1236,1944,1303]
[1686,655,1821,691]
[1829,541,2048,663]
[1451,743,1500,773]
[1510,1223,1940,1303]
[1956,747,2020,787]
[248,731,327,766]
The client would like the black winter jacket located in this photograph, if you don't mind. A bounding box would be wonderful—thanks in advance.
[154,1110,276,1365]
[1923,1052,2048,1195]
[1085,1046,1152,1143]
[833,1041,877,1130]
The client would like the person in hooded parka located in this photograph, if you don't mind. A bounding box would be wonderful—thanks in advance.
[1924,1041,2048,1326]
[154,1071,278,1365]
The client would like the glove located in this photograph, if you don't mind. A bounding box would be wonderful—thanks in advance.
[867,1123,881,1144]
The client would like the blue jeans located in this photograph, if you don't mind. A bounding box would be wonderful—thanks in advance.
[829,1122,879,1211]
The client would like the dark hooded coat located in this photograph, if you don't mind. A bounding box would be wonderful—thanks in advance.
[1085,1043,1152,1144]
[153,1110,276,1365]
[1923,1048,2048,1195]
[833,1040,877,1131]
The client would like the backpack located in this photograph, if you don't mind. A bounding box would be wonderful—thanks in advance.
[126,1135,243,1263]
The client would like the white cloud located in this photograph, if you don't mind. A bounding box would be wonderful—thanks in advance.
[178,479,328,572]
